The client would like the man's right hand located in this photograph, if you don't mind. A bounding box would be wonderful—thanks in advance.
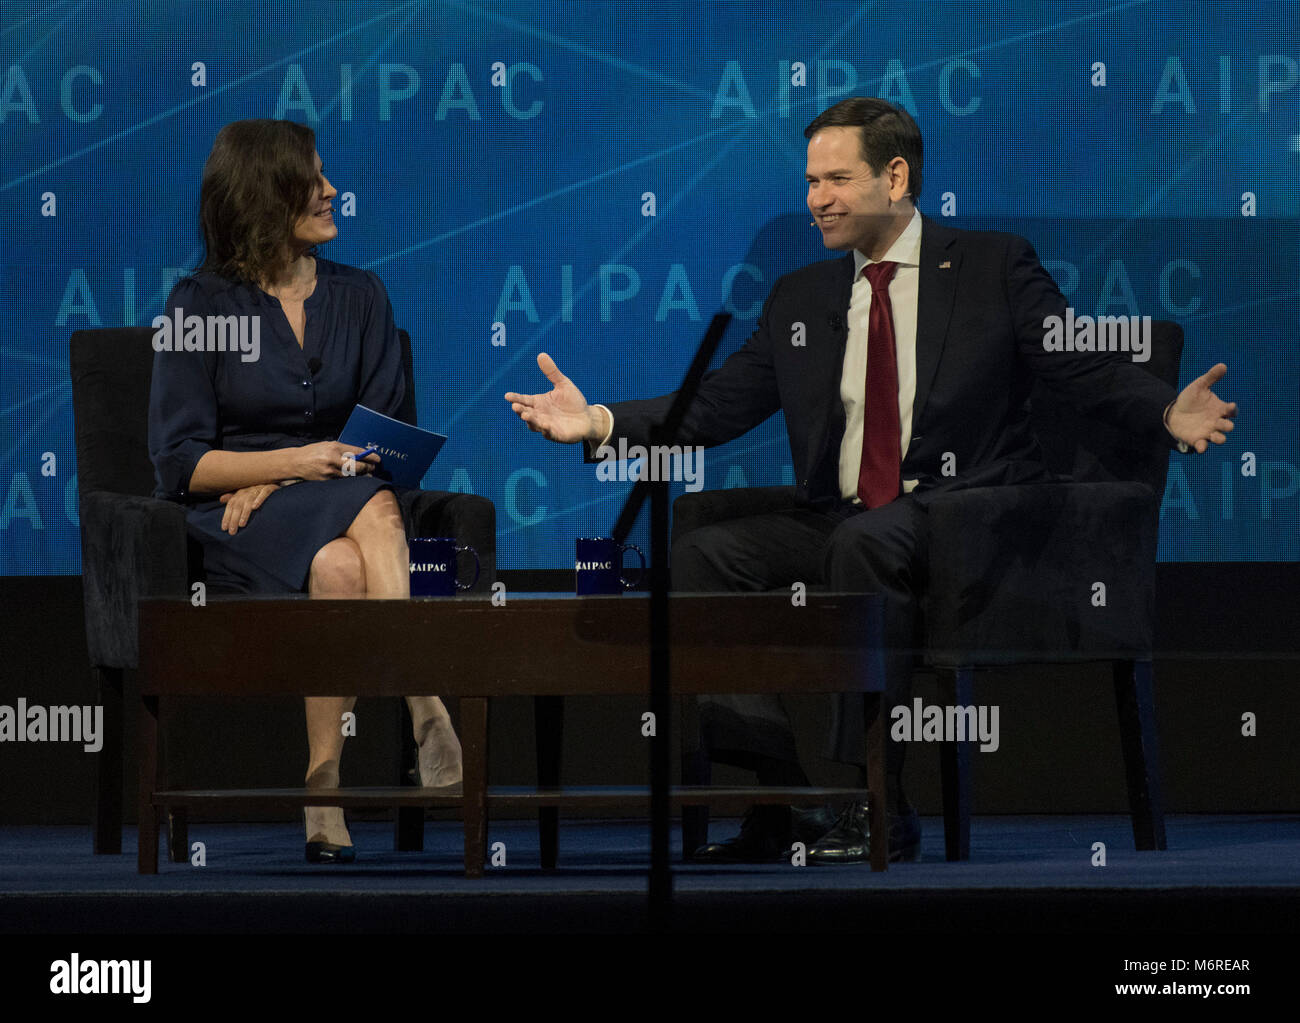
[505,353,608,444]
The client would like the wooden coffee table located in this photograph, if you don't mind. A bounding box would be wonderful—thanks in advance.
[137,592,887,876]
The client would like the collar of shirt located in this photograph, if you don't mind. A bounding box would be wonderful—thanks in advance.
[852,207,922,278]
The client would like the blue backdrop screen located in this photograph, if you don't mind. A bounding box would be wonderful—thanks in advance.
[2,0,1297,572]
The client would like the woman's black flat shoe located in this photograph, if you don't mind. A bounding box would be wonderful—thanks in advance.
[305,841,356,864]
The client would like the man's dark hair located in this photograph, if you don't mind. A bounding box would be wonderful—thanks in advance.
[198,119,320,286]
[804,97,923,201]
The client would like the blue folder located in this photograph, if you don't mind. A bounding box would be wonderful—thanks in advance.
[336,405,447,488]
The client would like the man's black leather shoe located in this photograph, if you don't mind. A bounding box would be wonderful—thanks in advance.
[691,804,836,863]
[791,805,837,844]
[692,805,791,863]
[806,801,922,864]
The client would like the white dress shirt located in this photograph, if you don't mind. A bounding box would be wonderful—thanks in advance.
[839,207,922,501]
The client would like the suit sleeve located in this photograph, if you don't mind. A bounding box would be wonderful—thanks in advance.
[147,278,221,499]
[1007,236,1177,446]
[594,276,787,456]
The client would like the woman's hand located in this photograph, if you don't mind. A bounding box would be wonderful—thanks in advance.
[218,483,281,535]
[289,441,381,481]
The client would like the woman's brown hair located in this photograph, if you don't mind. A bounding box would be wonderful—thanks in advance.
[198,119,320,286]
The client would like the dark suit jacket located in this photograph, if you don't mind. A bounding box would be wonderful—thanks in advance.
[600,215,1179,507]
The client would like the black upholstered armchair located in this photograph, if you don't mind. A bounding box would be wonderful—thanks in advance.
[70,326,496,855]
[672,322,1182,860]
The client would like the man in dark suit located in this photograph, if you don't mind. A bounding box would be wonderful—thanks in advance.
[505,97,1236,863]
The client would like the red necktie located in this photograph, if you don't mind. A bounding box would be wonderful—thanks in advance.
[856,261,901,509]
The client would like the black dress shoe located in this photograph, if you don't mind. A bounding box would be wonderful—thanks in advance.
[791,805,838,844]
[305,841,357,864]
[691,804,838,863]
[691,805,791,863]
[806,801,922,864]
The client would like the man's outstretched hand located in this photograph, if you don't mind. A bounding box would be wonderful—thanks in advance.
[1167,363,1237,454]
[505,352,608,444]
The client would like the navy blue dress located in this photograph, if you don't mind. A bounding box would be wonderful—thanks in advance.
[148,257,403,594]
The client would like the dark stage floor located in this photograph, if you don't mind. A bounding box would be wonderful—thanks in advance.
[2,814,1297,934]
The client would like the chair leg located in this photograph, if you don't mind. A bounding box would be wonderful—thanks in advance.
[937,667,973,861]
[167,808,189,863]
[395,700,424,852]
[461,698,489,879]
[92,666,123,854]
[1113,659,1167,851]
[679,695,710,859]
[535,696,563,869]
[158,694,188,863]
[865,692,889,872]
[137,694,160,874]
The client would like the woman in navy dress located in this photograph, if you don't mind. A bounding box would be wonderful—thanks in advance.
[148,119,461,863]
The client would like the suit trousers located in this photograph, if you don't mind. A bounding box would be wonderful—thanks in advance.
[670,494,927,778]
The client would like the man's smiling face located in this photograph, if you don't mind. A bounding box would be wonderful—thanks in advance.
[805,126,909,258]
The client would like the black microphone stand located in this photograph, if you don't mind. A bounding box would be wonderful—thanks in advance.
[611,312,732,932]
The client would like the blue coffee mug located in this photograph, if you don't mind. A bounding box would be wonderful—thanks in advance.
[409,537,481,597]
[575,537,645,595]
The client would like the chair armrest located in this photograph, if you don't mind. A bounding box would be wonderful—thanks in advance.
[924,481,1158,666]
[671,486,800,546]
[399,489,496,594]
[79,491,191,669]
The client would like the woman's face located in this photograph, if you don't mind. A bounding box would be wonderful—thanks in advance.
[290,150,338,250]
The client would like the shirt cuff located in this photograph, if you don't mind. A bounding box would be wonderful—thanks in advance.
[587,404,614,453]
